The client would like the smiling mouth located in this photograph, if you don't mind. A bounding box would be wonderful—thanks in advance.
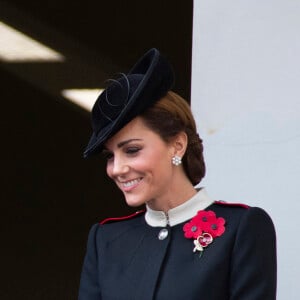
[121,177,142,192]
[121,178,142,189]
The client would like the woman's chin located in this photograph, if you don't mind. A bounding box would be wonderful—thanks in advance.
[124,195,146,208]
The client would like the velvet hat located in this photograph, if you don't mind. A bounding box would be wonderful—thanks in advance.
[83,48,174,158]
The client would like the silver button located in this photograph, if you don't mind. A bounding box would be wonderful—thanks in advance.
[158,228,168,240]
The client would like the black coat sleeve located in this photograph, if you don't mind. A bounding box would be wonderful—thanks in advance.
[230,207,277,299]
[78,223,101,300]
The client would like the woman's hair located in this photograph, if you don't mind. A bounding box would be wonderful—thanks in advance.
[141,91,205,185]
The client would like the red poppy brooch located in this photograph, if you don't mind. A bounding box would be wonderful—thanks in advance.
[183,210,226,256]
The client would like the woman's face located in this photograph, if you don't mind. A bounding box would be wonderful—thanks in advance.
[104,117,177,208]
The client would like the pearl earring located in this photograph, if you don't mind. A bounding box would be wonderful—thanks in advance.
[172,155,182,166]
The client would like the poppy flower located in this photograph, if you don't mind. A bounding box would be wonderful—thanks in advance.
[196,210,226,238]
[183,210,226,256]
[183,217,204,239]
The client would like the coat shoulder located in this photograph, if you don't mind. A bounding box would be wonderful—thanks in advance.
[214,200,250,209]
[210,200,251,221]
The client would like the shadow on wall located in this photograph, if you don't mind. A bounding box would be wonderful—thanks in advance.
[1,68,133,299]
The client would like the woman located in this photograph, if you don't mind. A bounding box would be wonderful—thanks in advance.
[79,48,277,299]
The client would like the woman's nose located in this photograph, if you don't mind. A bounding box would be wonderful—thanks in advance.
[111,157,130,176]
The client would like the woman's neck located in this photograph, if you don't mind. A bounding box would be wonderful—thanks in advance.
[146,178,197,212]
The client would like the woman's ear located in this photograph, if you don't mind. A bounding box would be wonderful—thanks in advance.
[172,131,188,157]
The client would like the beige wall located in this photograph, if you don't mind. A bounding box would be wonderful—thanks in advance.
[192,1,300,299]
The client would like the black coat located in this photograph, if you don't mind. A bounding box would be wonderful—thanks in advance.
[78,202,276,300]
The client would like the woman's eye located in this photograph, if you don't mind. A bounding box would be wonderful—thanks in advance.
[126,147,141,155]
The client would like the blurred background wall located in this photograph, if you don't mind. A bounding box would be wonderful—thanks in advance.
[192,1,300,299]
[1,1,193,299]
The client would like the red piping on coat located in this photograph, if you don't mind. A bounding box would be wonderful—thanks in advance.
[214,200,249,209]
[100,210,146,225]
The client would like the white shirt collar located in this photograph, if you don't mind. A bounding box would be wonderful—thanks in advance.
[145,188,215,227]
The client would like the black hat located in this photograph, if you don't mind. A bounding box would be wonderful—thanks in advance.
[83,48,174,158]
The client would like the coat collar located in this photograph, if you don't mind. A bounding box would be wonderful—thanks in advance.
[145,188,215,227]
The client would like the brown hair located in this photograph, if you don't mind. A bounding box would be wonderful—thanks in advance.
[141,91,205,185]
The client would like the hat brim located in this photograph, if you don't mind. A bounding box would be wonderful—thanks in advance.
[83,48,174,158]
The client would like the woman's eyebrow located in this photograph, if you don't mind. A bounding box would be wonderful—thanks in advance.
[117,139,142,148]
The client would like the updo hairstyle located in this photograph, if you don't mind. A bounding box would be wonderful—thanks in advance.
[141,91,205,186]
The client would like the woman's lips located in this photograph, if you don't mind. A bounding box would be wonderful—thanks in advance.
[120,178,142,192]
